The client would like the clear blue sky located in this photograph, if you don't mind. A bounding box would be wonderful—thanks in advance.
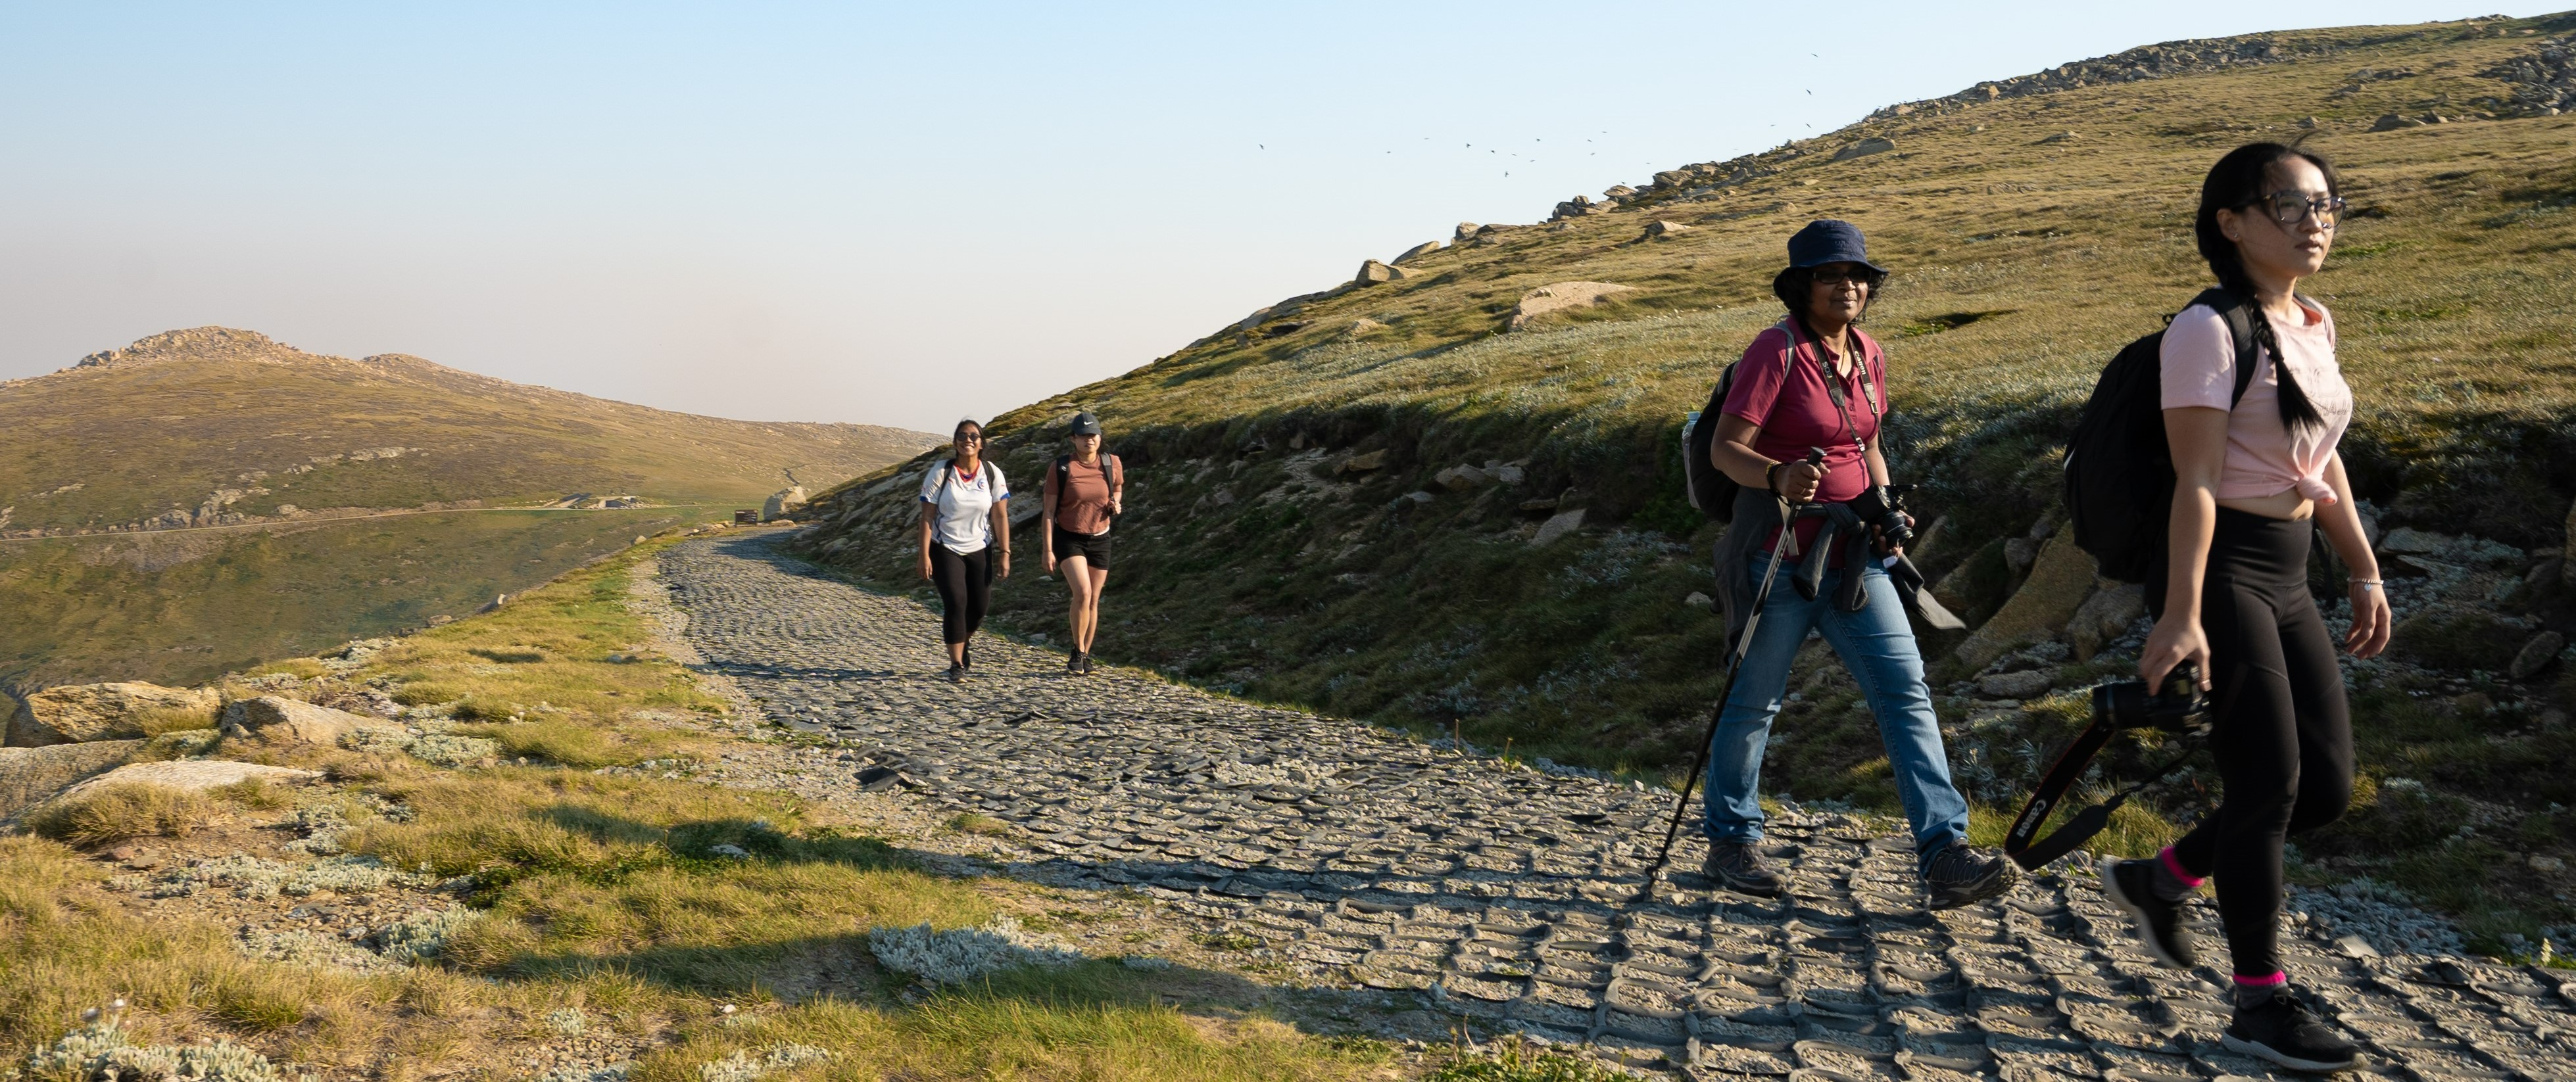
[0,2,2544,432]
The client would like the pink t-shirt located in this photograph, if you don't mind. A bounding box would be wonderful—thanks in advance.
[2158,299,2352,504]
[1722,325,1884,563]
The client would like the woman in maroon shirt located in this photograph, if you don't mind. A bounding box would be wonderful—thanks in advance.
[1699,220,2011,910]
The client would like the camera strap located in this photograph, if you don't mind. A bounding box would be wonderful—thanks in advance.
[2003,719,2202,871]
[1778,318,1881,456]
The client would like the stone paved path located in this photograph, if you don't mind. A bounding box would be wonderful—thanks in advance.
[663,533,2576,1080]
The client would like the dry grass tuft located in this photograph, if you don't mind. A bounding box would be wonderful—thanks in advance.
[129,703,219,737]
[28,784,212,848]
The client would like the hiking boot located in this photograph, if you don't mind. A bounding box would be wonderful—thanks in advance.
[1921,841,2014,910]
[2099,857,2195,968]
[1703,840,1784,897]
[1080,651,1094,675]
[960,641,973,672]
[2224,988,2361,1073]
[945,663,964,684]
[1067,651,1084,674]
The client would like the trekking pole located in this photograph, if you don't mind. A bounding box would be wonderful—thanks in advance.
[1638,450,1828,901]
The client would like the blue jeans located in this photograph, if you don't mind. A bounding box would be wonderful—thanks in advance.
[1705,554,1970,874]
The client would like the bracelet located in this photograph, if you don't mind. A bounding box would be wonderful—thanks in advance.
[1763,461,1784,494]
[2351,578,2381,590]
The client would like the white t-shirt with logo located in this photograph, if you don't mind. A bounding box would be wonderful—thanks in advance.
[919,459,1009,554]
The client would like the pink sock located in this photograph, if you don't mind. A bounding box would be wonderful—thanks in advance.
[2233,970,2289,1006]
[2158,846,2206,888]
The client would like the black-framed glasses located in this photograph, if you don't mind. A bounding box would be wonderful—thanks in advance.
[2245,191,2345,228]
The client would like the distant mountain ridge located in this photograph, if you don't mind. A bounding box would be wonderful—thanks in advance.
[1,327,938,536]
[0,326,940,693]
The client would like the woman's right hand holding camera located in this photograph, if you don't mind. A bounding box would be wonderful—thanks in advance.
[1770,459,1825,504]
[2139,615,2212,692]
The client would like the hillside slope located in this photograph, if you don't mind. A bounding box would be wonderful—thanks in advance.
[1,327,940,694]
[791,14,2576,935]
[0,327,936,535]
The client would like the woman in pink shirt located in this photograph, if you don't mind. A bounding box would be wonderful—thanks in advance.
[2099,143,2391,1074]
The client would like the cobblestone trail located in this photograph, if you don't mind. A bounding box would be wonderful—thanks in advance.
[664,534,2576,1079]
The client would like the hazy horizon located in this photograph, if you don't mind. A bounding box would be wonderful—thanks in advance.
[2,1,2547,434]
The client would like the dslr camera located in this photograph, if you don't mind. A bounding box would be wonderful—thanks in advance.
[2091,662,2211,737]
[1847,483,1917,551]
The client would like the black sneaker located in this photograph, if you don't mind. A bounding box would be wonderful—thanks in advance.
[961,640,973,672]
[1704,840,1784,897]
[1067,651,1083,674]
[946,663,964,683]
[1079,651,1094,675]
[1921,841,2014,910]
[2224,988,2361,1073]
[2099,857,2195,968]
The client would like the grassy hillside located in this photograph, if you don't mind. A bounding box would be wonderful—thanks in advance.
[0,509,693,691]
[792,14,2576,939]
[0,327,936,536]
[1,327,940,695]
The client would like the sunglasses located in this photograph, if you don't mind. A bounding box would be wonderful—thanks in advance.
[1809,268,1880,286]
[2243,191,2346,228]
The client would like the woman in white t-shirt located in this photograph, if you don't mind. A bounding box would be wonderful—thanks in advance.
[917,419,1011,681]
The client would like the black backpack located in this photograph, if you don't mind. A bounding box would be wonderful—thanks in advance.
[2062,288,2262,583]
[1682,321,1881,522]
[1050,452,1123,519]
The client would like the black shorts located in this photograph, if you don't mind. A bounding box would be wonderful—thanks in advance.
[1052,529,1111,569]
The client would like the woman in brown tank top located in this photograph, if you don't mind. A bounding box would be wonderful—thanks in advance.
[1041,412,1123,674]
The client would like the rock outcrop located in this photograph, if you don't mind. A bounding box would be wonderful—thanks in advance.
[221,696,370,747]
[1507,282,1633,331]
[1955,532,2098,670]
[0,740,141,820]
[764,486,809,522]
[2481,35,2574,115]
[1832,137,1897,161]
[9,682,218,747]
[2066,582,2147,661]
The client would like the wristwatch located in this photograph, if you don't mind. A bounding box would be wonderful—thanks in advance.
[1763,461,1784,495]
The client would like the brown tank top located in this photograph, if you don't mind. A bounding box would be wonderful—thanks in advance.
[1050,456,1116,535]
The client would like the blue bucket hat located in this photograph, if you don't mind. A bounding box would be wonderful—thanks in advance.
[1786,219,1887,273]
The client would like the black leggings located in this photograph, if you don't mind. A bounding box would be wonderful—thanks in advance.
[929,545,994,646]
[2148,508,2354,979]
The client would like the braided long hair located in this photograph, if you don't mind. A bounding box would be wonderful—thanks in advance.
[2195,143,2337,431]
